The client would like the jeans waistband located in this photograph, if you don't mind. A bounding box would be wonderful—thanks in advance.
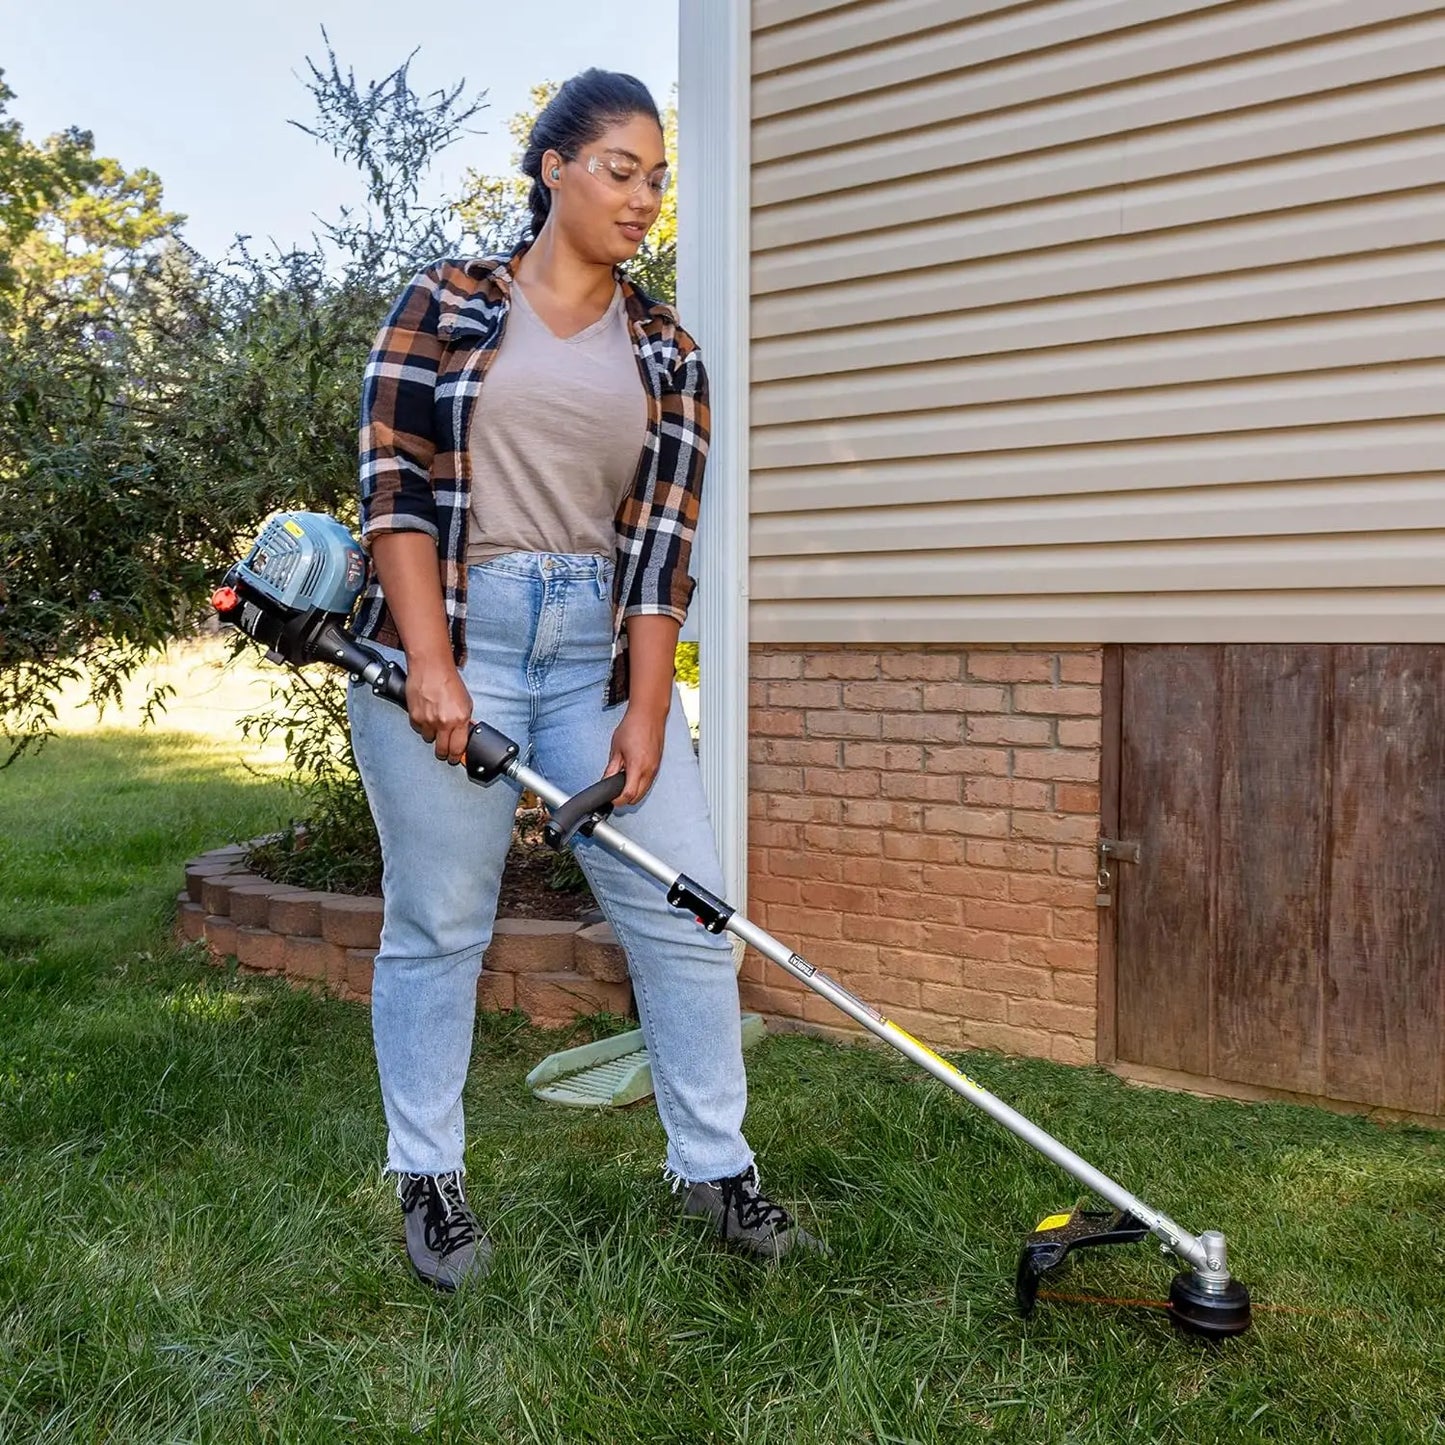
[469,551,614,582]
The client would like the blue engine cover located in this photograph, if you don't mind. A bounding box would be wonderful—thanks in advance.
[236,512,367,617]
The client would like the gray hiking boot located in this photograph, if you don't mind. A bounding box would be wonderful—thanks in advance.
[679,1163,827,1263]
[398,1170,493,1291]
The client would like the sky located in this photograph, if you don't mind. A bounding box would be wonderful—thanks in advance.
[1,0,679,260]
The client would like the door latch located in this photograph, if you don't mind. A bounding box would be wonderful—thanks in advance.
[1095,837,1141,908]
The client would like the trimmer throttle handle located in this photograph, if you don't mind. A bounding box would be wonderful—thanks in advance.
[347,643,518,783]
[544,772,627,850]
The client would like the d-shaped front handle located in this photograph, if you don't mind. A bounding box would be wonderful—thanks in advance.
[543,771,627,850]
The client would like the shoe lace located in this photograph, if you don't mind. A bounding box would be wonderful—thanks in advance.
[718,1166,793,1234]
[404,1171,478,1259]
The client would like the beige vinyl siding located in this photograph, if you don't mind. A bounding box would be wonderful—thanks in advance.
[748,0,1445,643]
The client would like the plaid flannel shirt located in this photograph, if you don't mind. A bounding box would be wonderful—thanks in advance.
[353,245,709,706]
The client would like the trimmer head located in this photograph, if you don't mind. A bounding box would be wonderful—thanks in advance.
[1016,1209,1253,1337]
[1168,1268,1253,1338]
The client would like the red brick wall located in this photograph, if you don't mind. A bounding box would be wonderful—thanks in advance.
[743,644,1103,1066]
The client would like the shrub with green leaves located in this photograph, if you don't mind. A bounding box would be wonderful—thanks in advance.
[0,46,488,765]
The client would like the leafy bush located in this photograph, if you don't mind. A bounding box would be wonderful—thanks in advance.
[240,669,382,895]
[0,44,486,761]
[674,642,700,689]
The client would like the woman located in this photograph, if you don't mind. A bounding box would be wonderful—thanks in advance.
[348,69,821,1290]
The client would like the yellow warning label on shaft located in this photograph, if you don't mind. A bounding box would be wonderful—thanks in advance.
[1035,1213,1072,1233]
[886,1024,983,1091]
[283,519,305,538]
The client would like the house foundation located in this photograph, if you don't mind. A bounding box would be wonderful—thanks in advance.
[743,643,1104,1065]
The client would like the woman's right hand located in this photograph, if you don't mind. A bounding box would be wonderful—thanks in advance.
[404,654,474,764]
[367,533,473,765]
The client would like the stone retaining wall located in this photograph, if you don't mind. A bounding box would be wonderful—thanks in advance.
[176,845,632,1026]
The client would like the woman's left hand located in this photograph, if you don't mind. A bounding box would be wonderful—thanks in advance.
[606,705,667,806]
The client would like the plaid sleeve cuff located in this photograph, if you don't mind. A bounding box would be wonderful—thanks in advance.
[622,570,696,625]
[358,510,441,552]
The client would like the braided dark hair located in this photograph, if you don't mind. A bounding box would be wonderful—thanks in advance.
[520,69,663,239]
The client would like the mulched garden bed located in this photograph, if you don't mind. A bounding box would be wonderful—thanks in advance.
[496,840,601,922]
[246,800,600,923]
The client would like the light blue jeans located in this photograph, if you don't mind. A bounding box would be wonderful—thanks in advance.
[347,553,753,1186]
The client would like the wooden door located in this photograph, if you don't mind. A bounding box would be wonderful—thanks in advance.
[1109,645,1445,1116]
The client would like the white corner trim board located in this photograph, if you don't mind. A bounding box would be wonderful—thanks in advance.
[678,0,750,912]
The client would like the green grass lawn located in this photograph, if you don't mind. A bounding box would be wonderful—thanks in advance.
[1,724,1443,1444]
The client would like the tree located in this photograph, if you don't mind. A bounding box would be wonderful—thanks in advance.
[0,73,178,327]
[0,73,94,302]
[0,45,486,758]
[0,76,188,745]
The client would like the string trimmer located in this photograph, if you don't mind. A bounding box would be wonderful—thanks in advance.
[213,511,1253,1339]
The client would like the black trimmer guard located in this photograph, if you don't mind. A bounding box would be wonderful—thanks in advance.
[1015,1208,1150,1316]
